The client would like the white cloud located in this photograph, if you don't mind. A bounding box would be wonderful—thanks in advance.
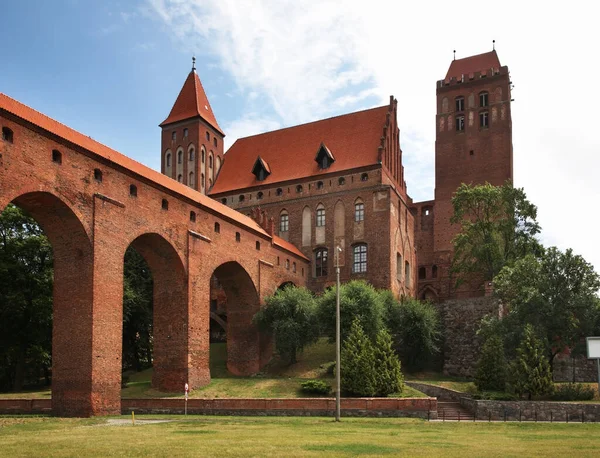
[147,0,600,271]
[224,115,281,151]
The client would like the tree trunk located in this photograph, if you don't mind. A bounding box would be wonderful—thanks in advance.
[13,346,26,392]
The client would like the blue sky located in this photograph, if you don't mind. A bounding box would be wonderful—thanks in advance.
[1,0,599,272]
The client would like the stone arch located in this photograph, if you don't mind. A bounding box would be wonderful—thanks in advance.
[126,233,188,391]
[302,206,311,247]
[419,285,438,302]
[6,191,94,417]
[278,281,296,290]
[212,261,264,375]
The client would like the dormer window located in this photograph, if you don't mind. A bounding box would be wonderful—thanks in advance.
[314,142,335,170]
[252,156,271,181]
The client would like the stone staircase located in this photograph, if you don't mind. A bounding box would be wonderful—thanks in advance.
[437,401,475,421]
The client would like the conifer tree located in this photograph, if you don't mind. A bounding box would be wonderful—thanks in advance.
[475,334,507,392]
[373,329,404,396]
[510,324,553,400]
[341,319,376,397]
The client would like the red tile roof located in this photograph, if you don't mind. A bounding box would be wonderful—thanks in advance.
[273,235,307,260]
[0,92,270,238]
[210,105,390,194]
[445,50,501,80]
[160,70,224,135]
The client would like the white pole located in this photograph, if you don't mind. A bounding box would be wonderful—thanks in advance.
[335,246,341,422]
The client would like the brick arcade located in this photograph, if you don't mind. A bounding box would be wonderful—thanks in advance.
[0,94,308,416]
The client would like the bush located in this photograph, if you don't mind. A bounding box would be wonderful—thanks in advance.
[300,380,331,395]
[373,329,404,396]
[472,391,518,401]
[510,324,553,400]
[550,383,595,401]
[341,319,376,397]
[318,281,385,343]
[385,297,440,370]
[253,286,319,364]
[475,335,508,392]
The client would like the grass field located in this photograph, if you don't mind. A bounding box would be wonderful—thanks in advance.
[0,340,424,400]
[1,416,600,457]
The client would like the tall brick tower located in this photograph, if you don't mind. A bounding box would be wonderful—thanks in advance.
[413,49,513,300]
[160,58,225,194]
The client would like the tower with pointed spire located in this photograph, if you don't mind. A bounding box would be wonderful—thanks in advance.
[160,58,225,194]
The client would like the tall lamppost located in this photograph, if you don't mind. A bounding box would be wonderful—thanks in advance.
[335,245,342,422]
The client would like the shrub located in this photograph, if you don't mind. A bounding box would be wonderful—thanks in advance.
[550,383,595,401]
[385,297,440,370]
[300,379,331,395]
[373,329,404,396]
[253,286,319,364]
[475,335,508,392]
[341,319,376,397]
[318,281,385,343]
[510,324,553,400]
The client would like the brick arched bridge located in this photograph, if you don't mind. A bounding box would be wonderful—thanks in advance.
[0,94,308,417]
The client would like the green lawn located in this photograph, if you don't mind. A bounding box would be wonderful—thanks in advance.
[1,416,600,457]
[1,339,424,400]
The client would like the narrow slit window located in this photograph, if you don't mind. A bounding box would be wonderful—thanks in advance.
[52,149,62,164]
[190,211,196,222]
[94,169,103,182]
[214,222,220,233]
[129,184,137,197]
[256,241,260,251]
[162,199,169,210]
[2,127,13,143]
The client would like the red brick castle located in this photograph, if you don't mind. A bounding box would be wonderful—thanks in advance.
[160,49,513,302]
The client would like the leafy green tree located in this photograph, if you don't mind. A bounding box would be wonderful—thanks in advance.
[318,280,385,343]
[475,334,508,392]
[341,319,376,397]
[122,247,154,372]
[385,297,440,370]
[510,324,553,400]
[373,329,404,396]
[0,204,53,391]
[494,248,600,365]
[253,285,319,364]
[451,181,542,286]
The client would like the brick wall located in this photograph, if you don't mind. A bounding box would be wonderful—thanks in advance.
[0,107,308,417]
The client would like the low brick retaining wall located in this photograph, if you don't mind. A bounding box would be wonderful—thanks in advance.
[122,397,437,418]
[0,399,52,414]
[460,397,600,422]
[0,397,437,418]
[405,382,467,402]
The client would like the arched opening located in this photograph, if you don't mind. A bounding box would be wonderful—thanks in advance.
[125,233,188,392]
[211,262,264,375]
[2,192,94,416]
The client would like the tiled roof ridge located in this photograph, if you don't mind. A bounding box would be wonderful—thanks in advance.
[0,91,265,235]
[229,104,389,148]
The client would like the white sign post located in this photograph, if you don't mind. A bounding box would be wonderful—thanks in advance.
[184,383,189,416]
[586,337,600,396]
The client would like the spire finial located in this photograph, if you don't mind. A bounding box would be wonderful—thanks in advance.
[453,50,456,61]
[493,39,496,51]
[192,56,196,71]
